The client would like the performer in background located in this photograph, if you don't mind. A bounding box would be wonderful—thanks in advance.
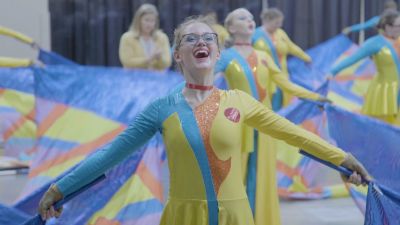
[119,3,171,70]
[342,0,397,35]
[252,8,312,110]
[216,8,330,225]
[331,11,400,125]
[38,16,369,225]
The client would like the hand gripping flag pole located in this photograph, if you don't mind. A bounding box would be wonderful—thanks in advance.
[22,174,106,225]
[300,150,400,225]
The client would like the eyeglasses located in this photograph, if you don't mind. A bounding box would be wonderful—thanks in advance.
[178,32,218,47]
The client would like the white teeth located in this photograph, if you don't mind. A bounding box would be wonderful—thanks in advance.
[194,49,209,57]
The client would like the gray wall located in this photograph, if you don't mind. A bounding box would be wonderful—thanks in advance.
[0,0,50,60]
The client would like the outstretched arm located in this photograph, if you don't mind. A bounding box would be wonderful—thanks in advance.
[239,90,369,183]
[343,16,380,34]
[0,26,34,44]
[265,55,321,101]
[330,36,381,76]
[39,100,161,219]
[240,90,343,165]
[56,101,160,196]
[280,30,311,62]
[0,57,32,67]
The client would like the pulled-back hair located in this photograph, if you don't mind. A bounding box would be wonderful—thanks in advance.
[384,1,398,10]
[260,8,283,22]
[377,10,400,30]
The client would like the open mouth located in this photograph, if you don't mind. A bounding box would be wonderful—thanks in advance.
[193,49,210,59]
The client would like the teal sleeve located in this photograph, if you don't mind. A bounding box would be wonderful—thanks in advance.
[349,16,380,33]
[214,50,230,74]
[56,100,160,196]
[330,36,381,75]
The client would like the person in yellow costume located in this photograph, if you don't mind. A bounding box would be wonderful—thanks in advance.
[119,4,171,70]
[215,8,331,225]
[331,11,400,125]
[252,8,312,110]
[38,16,369,225]
[0,26,38,67]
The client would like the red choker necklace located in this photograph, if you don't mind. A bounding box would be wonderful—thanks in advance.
[185,83,214,91]
[234,42,252,46]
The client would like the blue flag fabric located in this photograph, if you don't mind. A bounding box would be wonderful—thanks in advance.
[38,49,78,66]
[365,183,400,225]
[0,204,30,225]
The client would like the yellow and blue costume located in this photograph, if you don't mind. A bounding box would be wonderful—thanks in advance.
[54,88,346,225]
[211,24,230,48]
[331,34,400,124]
[252,27,312,109]
[215,47,321,225]
[346,16,380,34]
[119,30,171,70]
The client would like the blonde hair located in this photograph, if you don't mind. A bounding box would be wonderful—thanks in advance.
[129,4,159,38]
[223,8,248,48]
[224,9,237,33]
[260,8,283,22]
[173,16,218,72]
[384,1,398,10]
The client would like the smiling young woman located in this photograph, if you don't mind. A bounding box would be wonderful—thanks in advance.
[38,16,370,225]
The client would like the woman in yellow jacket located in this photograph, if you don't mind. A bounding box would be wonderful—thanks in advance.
[331,11,400,125]
[216,8,330,225]
[119,4,171,70]
[252,8,312,110]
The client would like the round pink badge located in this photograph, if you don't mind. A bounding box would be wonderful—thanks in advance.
[224,108,241,123]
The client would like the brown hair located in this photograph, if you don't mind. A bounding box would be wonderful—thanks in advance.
[129,4,159,38]
[260,8,283,22]
[172,16,218,72]
[377,10,400,30]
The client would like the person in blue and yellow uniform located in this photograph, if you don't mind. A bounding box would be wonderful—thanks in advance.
[331,11,400,125]
[38,16,370,225]
[215,8,330,225]
[252,8,312,110]
[342,1,397,35]
[203,10,230,48]
[119,4,171,70]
